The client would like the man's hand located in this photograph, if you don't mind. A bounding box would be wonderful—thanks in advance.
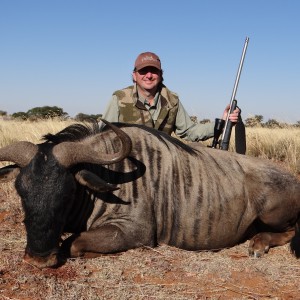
[222,104,240,124]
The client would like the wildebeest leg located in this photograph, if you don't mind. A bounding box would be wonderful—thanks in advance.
[290,220,300,258]
[62,225,148,258]
[248,230,295,258]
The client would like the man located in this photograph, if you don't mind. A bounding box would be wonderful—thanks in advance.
[101,52,240,142]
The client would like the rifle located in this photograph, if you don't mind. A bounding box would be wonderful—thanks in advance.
[211,37,249,152]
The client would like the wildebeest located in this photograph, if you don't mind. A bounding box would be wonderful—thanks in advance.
[0,120,299,268]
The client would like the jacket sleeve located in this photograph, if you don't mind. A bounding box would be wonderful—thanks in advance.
[174,101,214,142]
[98,95,120,130]
[101,95,120,122]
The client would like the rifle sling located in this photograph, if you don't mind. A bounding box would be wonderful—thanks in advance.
[235,114,246,154]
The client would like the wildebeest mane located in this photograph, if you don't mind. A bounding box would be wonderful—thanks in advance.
[112,123,198,155]
[42,121,198,155]
[43,122,100,145]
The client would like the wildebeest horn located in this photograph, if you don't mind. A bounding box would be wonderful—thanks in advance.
[0,141,38,167]
[53,119,132,167]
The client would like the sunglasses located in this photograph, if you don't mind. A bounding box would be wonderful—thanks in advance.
[137,67,161,75]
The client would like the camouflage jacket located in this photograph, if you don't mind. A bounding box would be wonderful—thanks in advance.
[113,84,179,135]
[102,84,215,141]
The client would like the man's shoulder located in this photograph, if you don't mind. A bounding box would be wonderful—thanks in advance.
[113,85,134,99]
[161,84,180,104]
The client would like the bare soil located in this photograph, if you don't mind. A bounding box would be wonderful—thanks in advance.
[1,182,300,300]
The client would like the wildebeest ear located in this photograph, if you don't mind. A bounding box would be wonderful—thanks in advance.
[0,165,20,182]
[75,170,119,192]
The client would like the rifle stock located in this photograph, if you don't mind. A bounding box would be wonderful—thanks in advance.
[210,118,225,149]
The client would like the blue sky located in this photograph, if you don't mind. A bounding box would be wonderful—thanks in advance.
[1,0,299,123]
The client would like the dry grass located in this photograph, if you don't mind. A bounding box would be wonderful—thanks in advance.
[200,125,300,175]
[1,119,300,299]
[245,127,300,175]
[0,118,76,147]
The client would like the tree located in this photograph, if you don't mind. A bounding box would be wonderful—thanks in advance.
[74,113,102,122]
[245,115,263,127]
[12,112,29,120]
[27,106,69,119]
[264,118,282,128]
[0,110,7,116]
[294,121,300,128]
[199,118,211,124]
[190,116,198,123]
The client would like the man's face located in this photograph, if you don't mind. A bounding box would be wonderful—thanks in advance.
[133,67,162,93]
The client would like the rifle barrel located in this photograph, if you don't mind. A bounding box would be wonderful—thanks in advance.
[220,37,249,150]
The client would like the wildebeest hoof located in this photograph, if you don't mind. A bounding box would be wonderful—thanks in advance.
[61,234,80,257]
[24,252,59,269]
[248,233,271,257]
[248,246,269,258]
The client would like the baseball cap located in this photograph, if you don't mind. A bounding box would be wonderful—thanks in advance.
[134,52,161,71]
